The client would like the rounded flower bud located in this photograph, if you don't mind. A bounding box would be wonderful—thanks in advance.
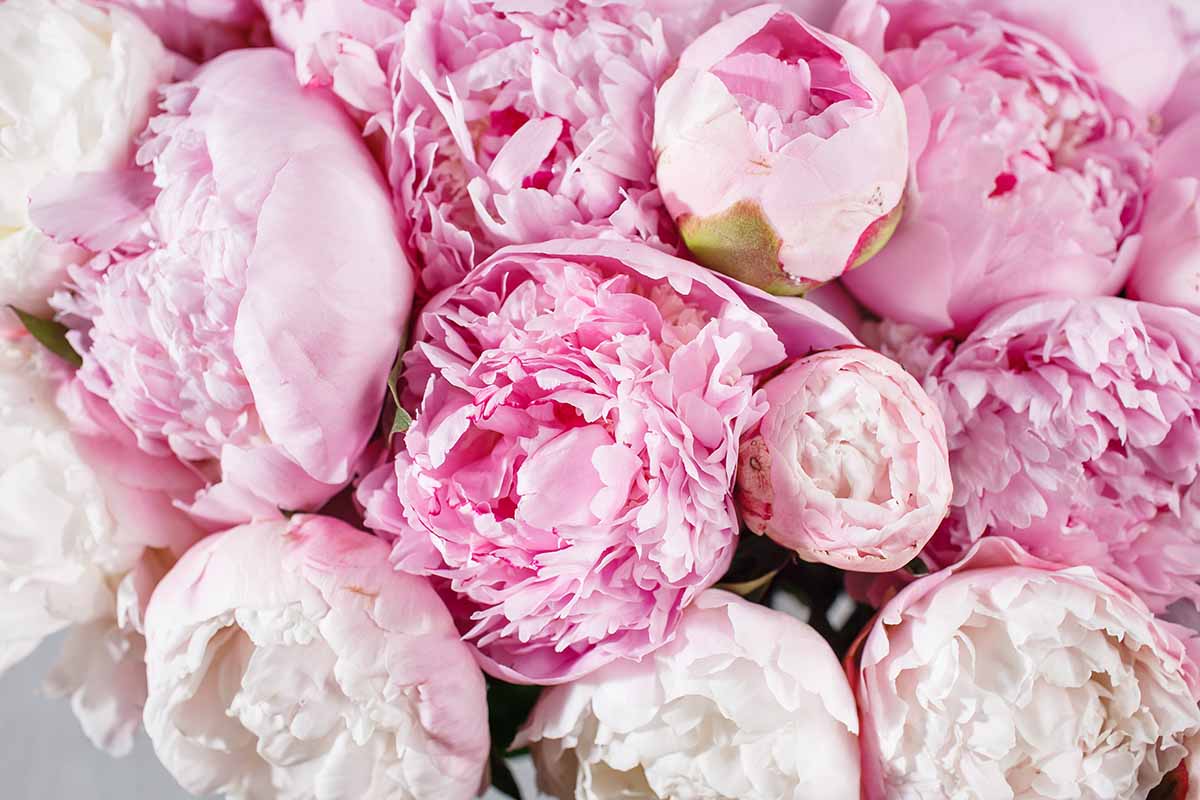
[653,4,908,295]
[837,0,1160,333]
[143,515,490,800]
[517,590,860,800]
[0,0,172,331]
[360,239,852,684]
[854,538,1200,799]
[37,49,413,526]
[736,347,951,572]
[1127,115,1200,313]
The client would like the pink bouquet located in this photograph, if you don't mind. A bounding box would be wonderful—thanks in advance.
[3,1,1200,799]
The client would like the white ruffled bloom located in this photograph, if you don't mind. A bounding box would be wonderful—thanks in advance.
[0,337,201,753]
[517,590,861,800]
[0,0,172,325]
[856,539,1200,800]
[142,516,490,800]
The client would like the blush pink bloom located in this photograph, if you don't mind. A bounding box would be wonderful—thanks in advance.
[36,49,412,527]
[359,239,854,684]
[1127,115,1200,313]
[516,590,861,800]
[854,538,1200,800]
[142,515,489,800]
[874,296,1200,622]
[654,4,908,295]
[94,0,268,60]
[836,0,1163,333]
[281,0,676,297]
[736,347,951,572]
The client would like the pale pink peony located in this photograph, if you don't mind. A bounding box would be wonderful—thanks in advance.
[517,590,861,800]
[874,296,1200,622]
[1127,116,1200,312]
[854,537,1200,800]
[736,347,951,572]
[36,49,412,527]
[359,239,853,684]
[94,0,268,60]
[837,0,1161,333]
[143,515,489,800]
[654,4,908,295]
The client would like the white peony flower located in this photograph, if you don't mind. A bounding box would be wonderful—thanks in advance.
[0,336,202,752]
[0,0,173,327]
[516,590,861,800]
[142,515,491,800]
[854,538,1200,800]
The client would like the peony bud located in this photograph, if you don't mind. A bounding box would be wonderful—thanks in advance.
[736,347,951,572]
[654,4,908,295]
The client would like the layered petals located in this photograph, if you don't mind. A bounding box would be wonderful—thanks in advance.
[142,515,489,800]
[854,538,1200,799]
[38,48,413,526]
[359,239,853,683]
[518,590,860,800]
[736,347,951,571]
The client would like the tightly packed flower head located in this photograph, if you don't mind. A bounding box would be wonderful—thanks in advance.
[1127,115,1200,313]
[837,0,1163,333]
[143,515,489,800]
[360,240,855,684]
[285,0,677,296]
[0,0,172,331]
[736,347,951,572]
[38,48,413,526]
[517,590,861,800]
[654,4,908,294]
[875,296,1200,620]
[854,538,1200,799]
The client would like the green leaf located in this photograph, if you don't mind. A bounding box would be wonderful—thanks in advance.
[391,406,413,436]
[716,532,793,603]
[8,306,82,368]
[715,567,782,602]
[385,349,414,439]
[489,748,522,799]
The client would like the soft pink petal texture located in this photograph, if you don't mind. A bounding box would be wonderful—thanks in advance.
[855,538,1200,799]
[95,0,268,60]
[39,48,412,525]
[737,347,951,572]
[654,4,908,290]
[356,239,848,684]
[805,281,870,339]
[1163,52,1200,133]
[143,516,489,800]
[1128,115,1200,312]
[270,0,677,298]
[837,0,1156,334]
[518,590,861,799]
[875,296,1200,623]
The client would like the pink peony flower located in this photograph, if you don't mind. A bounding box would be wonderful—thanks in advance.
[143,515,489,800]
[35,48,413,527]
[94,0,268,60]
[517,590,861,800]
[271,0,677,297]
[874,296,1200,621]
[654,4,909,295]
[836,0,1161,333]
[853,538,1200,800]
[1127,115,1200,313]
[359,239,853,684]
[736,347,951,572]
